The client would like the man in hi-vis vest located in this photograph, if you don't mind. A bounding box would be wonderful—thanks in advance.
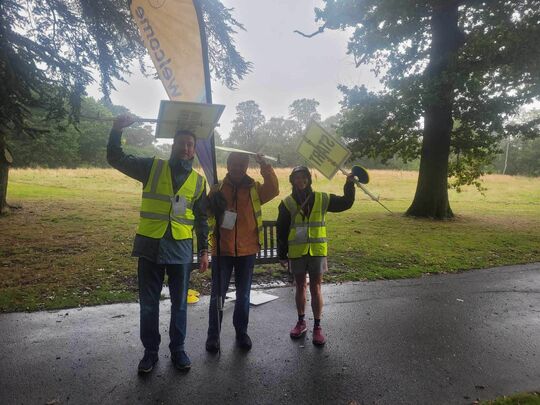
[205,152,279,353]
[277,166,355,346]
[107,115,209,373]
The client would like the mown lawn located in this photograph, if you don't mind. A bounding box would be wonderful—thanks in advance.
[481,391,540,404]
[1,167,539,312]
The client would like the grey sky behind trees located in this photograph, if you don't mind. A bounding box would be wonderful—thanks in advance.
[88,0,379,138]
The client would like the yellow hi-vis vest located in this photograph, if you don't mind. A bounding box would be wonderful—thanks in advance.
[283,192,329,258]
[208,181,264,246]
[137,158,205,240]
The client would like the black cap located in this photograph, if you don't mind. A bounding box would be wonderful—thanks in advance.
[289,166,312,185]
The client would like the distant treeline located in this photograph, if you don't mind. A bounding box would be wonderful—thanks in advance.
[7,97,540,177]
[7,97,168,168]
[489,137,540,177]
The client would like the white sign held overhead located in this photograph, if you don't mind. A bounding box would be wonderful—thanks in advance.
[155,100,225,139]
[215,145,278,161]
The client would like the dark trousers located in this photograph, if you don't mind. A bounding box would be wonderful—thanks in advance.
[137,257,191,354]
[207,255,256,338]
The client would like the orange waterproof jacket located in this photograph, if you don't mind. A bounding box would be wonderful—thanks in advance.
[210,163,279,256]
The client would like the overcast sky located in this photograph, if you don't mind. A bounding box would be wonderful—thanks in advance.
[89,0,379,138]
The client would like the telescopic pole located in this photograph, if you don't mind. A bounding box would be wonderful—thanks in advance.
[338,168,393,213]
[193,0,223,354]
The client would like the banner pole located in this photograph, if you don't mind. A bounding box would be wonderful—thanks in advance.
[193,0,223,352]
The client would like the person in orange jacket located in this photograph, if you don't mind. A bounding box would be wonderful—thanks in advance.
[205,152,279,352]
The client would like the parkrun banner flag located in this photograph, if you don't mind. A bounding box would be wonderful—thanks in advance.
[297,121,351,179]
[129,0,218,185]
[130,0,206,101]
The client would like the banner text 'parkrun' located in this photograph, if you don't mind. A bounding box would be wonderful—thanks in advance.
[136,6,181,98]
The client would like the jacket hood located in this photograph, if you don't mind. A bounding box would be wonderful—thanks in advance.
[223,173,256,188]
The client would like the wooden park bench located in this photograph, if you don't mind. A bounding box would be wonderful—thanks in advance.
[191,220,279,269]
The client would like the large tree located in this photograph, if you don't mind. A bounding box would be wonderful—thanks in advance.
[306,0,540,218]
[288,98,322,130]
[256,116,300,166]
[227,100,266,150]
[0,0,250,214]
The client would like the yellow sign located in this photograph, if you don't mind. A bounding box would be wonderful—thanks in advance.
[297,121,351,179]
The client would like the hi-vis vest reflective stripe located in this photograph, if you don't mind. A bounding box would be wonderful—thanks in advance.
[283,192,329,258]
[208,182,264,245]
[138,159,205,240]
[250,184,264,245]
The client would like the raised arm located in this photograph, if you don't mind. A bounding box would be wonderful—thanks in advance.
[254,153,279,204]
[327,174,356,213]
[107,114,154,184]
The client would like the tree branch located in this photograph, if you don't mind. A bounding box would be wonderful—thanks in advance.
[293,24,327,38]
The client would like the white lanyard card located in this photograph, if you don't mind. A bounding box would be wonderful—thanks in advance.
[221,210,237,230]
[171,195,187,216]
[295,225,308,243]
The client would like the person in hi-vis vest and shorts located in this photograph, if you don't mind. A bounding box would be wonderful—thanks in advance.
[277,166,355,346]
[107,115,209,373]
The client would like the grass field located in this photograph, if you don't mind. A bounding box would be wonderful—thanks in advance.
[481,391,540,404]
[1,166,539,312]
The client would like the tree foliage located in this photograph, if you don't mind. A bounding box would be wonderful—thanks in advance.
[8,97,163,168]
[491,137,540,177]
[0,0,250,213]
[0,0,251,137]
[256,117,300,166]
[490,109,540,176]
[226,99,323,167]
[288,98,321,130]
[227,100,266,150]
[201,0,252,89]
[312,0,540,217]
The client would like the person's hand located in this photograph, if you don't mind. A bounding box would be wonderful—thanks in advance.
[346,173,356,184]
[254,153,266,166]
[198,252,209,273]
[112,114,137,131]
[208,190,227,216]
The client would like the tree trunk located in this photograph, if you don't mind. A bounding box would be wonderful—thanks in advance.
[0,164,8,215]
[406,3,462,219]
[502,139,510,174]
[0,134,12,215]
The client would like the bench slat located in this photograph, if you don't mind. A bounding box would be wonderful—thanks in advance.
[191,220,279,269]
